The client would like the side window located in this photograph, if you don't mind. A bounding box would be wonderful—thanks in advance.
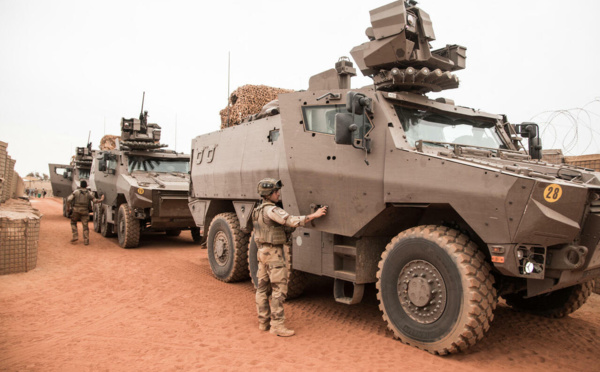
[301,105,373,138]
[55,167,72,179]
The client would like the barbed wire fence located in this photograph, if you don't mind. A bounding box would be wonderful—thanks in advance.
[529,98,600,156]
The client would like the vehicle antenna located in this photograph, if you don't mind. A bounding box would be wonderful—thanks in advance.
[226,52,231,127]
[140,91,146,119]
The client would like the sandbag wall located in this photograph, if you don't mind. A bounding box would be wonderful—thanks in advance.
[0,141,14,203]
[0,199,41,275]
[542,149,600,171]
[564,154,600,171]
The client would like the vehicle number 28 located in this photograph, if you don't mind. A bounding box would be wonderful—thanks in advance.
[543,184,562,203]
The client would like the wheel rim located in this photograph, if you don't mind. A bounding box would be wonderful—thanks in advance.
[213,231,230,266]
[119,216,125,236]
[398,259,447,324]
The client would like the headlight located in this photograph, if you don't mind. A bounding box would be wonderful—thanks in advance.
[407,13,417,27]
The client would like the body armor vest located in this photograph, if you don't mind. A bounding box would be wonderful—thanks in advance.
[252,201,287,245]
[72,189,91,210]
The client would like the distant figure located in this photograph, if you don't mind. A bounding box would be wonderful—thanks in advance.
[66,180,104,245]
[42,189,47,198]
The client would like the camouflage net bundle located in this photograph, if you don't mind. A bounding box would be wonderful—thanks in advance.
[0,199,41,275]
[220,85,294,128]
[100,135,120,151]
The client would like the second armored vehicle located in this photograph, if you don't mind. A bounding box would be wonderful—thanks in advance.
[91,98,201,248]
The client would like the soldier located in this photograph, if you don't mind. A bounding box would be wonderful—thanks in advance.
[252,178,327,337]
[67,180,104,245]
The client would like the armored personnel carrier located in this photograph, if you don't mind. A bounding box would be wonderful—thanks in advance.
[49,142,94,217]
[91,96,201,248]
[188,0,599,354]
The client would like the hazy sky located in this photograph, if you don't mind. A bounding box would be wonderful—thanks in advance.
[1,0,599,176]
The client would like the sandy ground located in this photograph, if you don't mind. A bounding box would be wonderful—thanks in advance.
[1,197,599,371]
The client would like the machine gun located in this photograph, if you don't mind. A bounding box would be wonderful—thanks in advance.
[350,0,466,93]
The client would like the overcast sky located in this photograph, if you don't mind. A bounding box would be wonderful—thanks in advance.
[1,0,599,176]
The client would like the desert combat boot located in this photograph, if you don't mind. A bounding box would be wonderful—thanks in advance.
[269,325,295,337]
[258,322,270,331]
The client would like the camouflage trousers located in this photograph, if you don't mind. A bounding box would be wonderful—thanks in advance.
[71,207,90,242]
[255,244,289,327]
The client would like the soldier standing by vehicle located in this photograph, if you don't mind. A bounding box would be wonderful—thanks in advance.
[67,180,104,245]
[252,178,327,337]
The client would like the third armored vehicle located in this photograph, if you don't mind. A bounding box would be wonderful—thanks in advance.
[92,96,200,248]
[49,142,94,217]
[188,1,599,354]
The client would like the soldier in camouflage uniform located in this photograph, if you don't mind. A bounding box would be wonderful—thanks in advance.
[253,178,327,337]
[67,180,104,245]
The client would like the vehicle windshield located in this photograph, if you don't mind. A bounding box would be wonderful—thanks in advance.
[394,106,506,149]
[78,169,90,179]
[128,156,190,173]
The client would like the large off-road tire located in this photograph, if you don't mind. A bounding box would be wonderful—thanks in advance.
[191,227,205,246]
[207,213,249,282]
[503,281,594,318]
[100,206,115,237]
[93,204,101,233]
[377,225,497,355]
[165,229,181,237]
[117,204,140,248]
[248,233,307,300]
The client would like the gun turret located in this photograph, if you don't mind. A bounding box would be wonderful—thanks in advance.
[349,0,466,93]
[119,92,167,150]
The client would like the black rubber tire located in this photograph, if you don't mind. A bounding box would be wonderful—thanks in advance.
[377,225,497,355]
[93,204,101,233]
[100,206,115,238]
[206,213,249,282]
[165,229,182,237]
[191,227,205,246]
[503,281,594,318]
[248,233,307,300]
[117,204,140,248]
[594,278,600,295]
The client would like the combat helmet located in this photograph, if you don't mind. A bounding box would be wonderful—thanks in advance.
[257,178,283,196]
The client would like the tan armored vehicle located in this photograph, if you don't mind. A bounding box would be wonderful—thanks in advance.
[49,142,94,217]
[91,96,201,248]
[188,1,599,354]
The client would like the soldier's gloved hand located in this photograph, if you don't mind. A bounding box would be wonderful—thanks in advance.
[307,205,328,222]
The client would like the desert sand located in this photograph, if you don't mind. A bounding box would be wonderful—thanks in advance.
[1,197,599,371]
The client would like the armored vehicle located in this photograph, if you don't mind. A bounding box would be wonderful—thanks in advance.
[188,1,599,354]
[92,96,201,248]
[49,142,94,217]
